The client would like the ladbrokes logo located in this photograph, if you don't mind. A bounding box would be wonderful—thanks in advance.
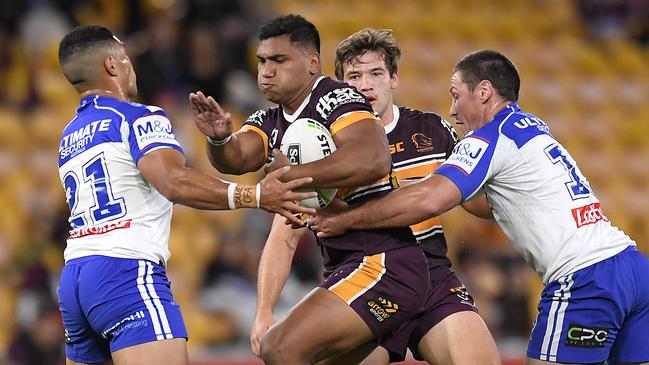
[316,87,365,120]
[571,203,608,228]
[69,219,132,239]
[565,324,608,348]
[367,296,399,322]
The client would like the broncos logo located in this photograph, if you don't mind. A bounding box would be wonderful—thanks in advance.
[411,133,433,152]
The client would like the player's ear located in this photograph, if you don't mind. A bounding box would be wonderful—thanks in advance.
[308,52,320,75]
[478,80,493,102]
[104,54,118,77]
[390,69,400,89]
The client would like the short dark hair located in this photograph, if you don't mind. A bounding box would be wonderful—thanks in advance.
[335,28,401,80]
[454,50,520,102]
[58,25,119,66]
[259,14,320,53]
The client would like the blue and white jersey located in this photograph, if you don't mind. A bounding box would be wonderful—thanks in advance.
[435,102,634,283]
[58,95,184,264]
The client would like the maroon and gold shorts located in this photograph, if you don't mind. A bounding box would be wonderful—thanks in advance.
[382,264,479,361]
[319,245,429,344]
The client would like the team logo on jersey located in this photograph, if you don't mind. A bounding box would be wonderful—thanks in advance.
[245,109,267,127]
[367,295,399,322]
[565,324,608,348]
[445,137,489,175]
[411,133,433,152]
[450,285,474,306]
[315,87,365,120]
[571,202,608,228]
[133,115,180,151]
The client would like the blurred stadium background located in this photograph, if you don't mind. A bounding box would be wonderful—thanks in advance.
[0,0,648,364]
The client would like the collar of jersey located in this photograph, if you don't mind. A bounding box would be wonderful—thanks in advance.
[77,95,101,113]
[492,101,520,123]
[383,104,400,134]
[282,76,325,123]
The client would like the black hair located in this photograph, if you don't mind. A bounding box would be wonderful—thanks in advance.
[454,50,520,101]
[58,25,118,66]
[258,14,320,53]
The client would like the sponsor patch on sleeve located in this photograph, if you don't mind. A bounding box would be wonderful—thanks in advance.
[445,137,489,175]
[132,115,180,151]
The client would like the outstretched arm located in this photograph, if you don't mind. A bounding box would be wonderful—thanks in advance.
[190,91,267,174]
[251,215,308,357]
[138,148,315,221]
[308,174,463,237]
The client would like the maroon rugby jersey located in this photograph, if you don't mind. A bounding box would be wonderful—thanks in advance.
[386,105,459,268]
[240,77,416,268]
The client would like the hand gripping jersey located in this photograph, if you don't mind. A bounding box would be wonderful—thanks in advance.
[241,77,416,268]
[384,105,459,268]
[58,95,184,264]
[435,102,634,283]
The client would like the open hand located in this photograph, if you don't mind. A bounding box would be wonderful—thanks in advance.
[264,149,292,175]
[189,91,232,140]
[260,166,316,225]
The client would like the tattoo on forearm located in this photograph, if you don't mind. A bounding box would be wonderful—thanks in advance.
[284,239,296,252]
[234,185,256,208]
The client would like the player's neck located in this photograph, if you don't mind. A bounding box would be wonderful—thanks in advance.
[380,104,395,126]
[283,74,320,114]
[78,87,128,102]
[482,99,511,126]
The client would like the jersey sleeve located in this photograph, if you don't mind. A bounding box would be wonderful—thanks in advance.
[240,109,271,161]
[439,117,459,157]
[314,84,378,136]
[434,133,499,201]
[127,107,184,165]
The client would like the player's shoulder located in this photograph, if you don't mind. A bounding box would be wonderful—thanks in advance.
[243,107,278,127]
[309,77,371,123]
[97,97,168,121]
[496,105,551,148]
[398,106,458,142]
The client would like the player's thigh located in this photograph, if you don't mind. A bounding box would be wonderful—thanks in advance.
[316,342,382,365]
[262,287,374,362]
[111,338,187,365]
[67,360,113,365]
[418,311,499,365]
[358,346,389,365]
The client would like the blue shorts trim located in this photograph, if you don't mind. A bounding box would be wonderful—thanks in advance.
[527,246,649,363]
[58,255,187,363]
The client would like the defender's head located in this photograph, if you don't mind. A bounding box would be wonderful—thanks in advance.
[256,15,321,105]
[59,25,137,98]
[449,50,520,134]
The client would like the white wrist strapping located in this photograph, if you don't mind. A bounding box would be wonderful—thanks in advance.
[207,135,232,146]
[227,183,237,210]
[255,183,261,208]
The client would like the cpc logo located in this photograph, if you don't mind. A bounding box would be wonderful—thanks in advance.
[566,324,608,348]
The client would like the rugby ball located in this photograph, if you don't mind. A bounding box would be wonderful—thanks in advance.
[280,118,338,209]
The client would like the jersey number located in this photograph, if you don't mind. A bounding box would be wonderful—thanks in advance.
[545,144,591,200]
[63,153,126,228]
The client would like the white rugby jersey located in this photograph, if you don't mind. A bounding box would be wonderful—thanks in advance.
[435,102,634,283]
[58,95,184,264]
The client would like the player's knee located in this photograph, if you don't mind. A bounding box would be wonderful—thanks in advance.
[260,327,303,365]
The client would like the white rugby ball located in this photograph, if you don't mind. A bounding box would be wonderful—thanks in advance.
[280,118,338,209]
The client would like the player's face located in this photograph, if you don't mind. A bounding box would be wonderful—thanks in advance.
[342,51,398,118]
[449,71,481,135]
[114,44,138,98]
[256,35,314,105]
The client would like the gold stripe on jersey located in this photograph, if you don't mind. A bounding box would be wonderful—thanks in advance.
[239,125,269,161]
[329,253,385,304]
[410,216,444,241]
[330,111,378,136]
[337,170,398,203]
[395,161,442,181]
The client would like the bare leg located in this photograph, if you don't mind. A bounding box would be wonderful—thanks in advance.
[111,338,188,365]
[261,288,374,365]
